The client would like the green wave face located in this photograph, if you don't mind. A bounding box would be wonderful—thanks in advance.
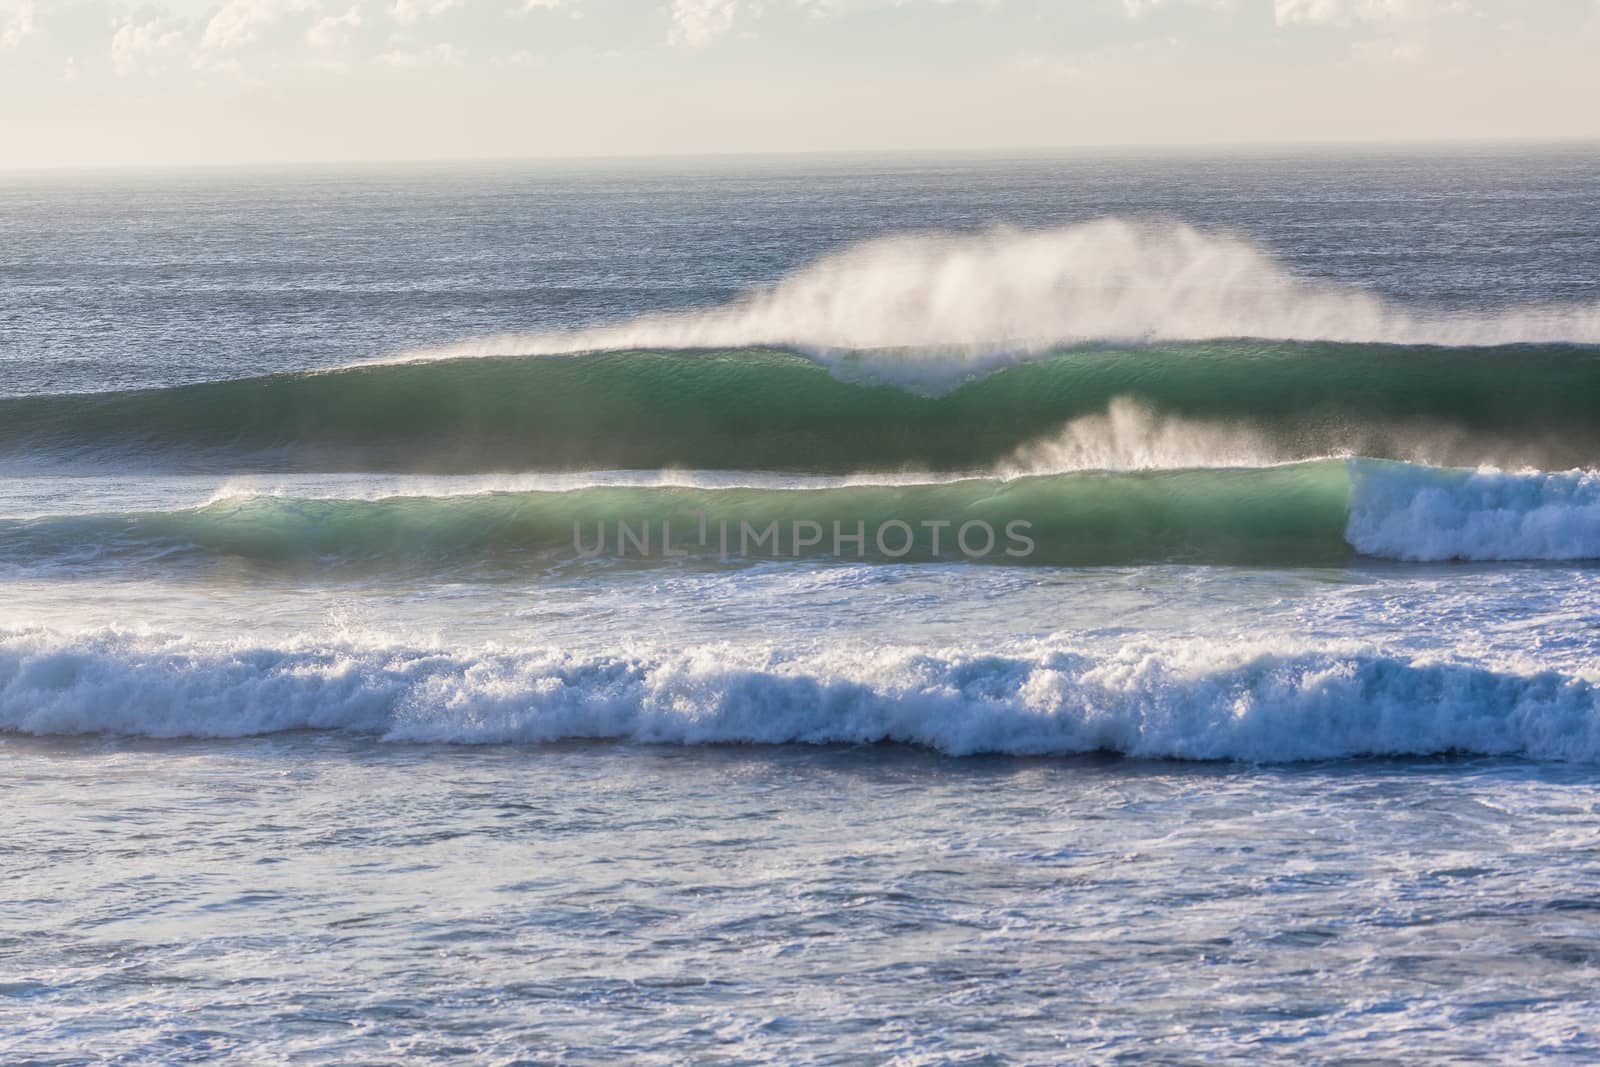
[0,463,1355,570]
[2,343,1599,472]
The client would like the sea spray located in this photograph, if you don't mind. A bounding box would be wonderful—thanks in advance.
[379,220,1600,375]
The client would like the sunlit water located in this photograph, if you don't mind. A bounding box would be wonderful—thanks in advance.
[4,148,1600,1060]
[5,738,1598,1062]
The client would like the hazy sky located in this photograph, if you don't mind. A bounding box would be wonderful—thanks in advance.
[2,0,1598,168]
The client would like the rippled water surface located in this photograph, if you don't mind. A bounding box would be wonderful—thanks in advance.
[4,739,1599,1063]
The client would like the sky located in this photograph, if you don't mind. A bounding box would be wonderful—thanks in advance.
[1,0,1598,168]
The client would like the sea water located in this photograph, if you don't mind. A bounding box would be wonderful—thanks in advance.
[2,147,1599,1062]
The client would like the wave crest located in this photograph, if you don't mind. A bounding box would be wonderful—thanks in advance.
[2,631,1596,762]
[390,218,1600,387]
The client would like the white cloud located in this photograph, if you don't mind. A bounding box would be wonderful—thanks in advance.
[793,0,1005,14]
[670,0,1029,44]
[790,0,849,16]
[111,14,186,75]
[200,0,319,53]
[1124,0,1236,14]
[1273,0,1467,25]
[377,40,463,65]
[1273,0,1337,20]
[1126,0,1235,13]
[390,0,459,24]
[307,5,361,48]
[669,0,739,47]
[0,0,33,51]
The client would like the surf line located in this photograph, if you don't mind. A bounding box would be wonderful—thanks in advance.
[573,514,1037,561]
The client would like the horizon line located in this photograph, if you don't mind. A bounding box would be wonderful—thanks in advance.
[3,135,1598,177]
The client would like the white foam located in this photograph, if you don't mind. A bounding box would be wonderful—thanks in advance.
[371,218,1600,389]
[3,629,1596,762]
[1347,461,1600,562]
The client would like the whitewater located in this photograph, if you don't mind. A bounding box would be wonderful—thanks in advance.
[4,148,1600,1062]
[4,621,1599,761]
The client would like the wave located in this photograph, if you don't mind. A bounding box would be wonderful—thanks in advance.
[4,344,1600,473]
[1348,463,1600,562]
[385,220,1600,385]
[3,631,1596,762]
[3,460,1598,572]
[0,462,1351,570]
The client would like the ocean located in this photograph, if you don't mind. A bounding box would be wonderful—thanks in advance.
[3,146,1599,1062]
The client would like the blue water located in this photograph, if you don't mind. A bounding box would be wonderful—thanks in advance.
[3,146,1600,1061]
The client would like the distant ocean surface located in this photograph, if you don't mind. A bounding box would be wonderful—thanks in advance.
[3,147,1600,1062]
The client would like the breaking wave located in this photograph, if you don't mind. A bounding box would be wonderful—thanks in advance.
[387,219,1600,385]
[2,459,1598,572]
[2,631,1596,762]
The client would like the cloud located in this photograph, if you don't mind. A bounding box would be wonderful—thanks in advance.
[792,0,1005,15]
[1124,0,1236,14]
[307,5,361,48]
[790,0,849,16]
[667,0,1021,45]
[669,0,739,47]
[0,0,33,51]
[111,14,186,75]
[391,0,460,24]
[1272,0,1467,24]
[200,0,319,53]
[377,40,463,65]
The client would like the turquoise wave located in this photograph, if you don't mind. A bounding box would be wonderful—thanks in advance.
[0,461,1351,569]
[1,343,1598,472]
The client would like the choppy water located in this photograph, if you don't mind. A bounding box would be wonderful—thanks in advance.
[5,738,1599,1063]
[3,146,1600,1061]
